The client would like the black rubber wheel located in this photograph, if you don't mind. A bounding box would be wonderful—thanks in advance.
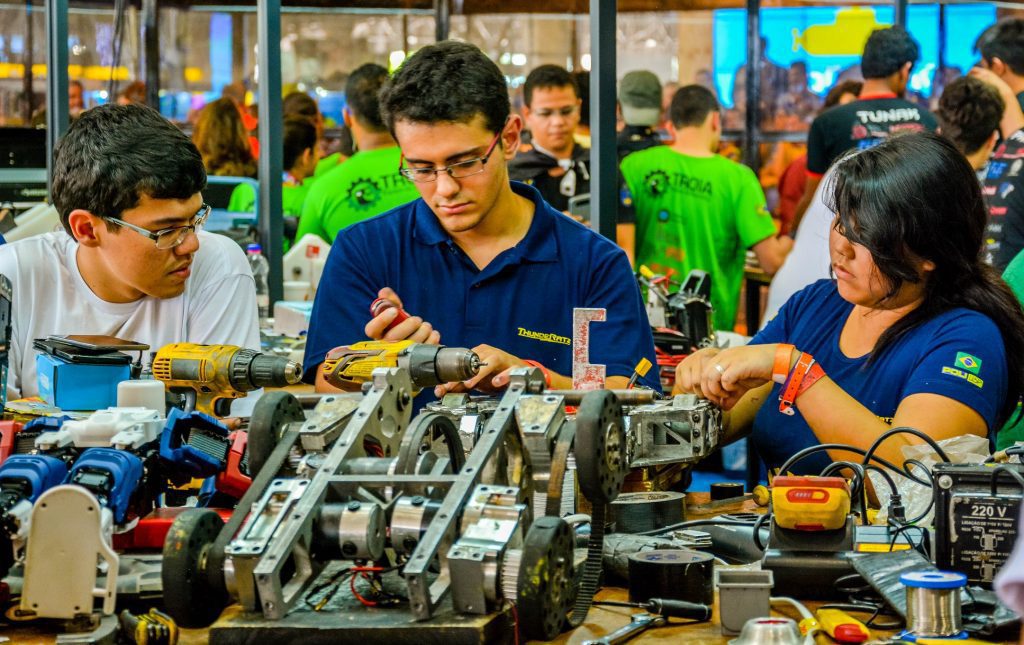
[247,391,304,478]
[516,516,574,641]
[574,390,627,505]
[0,531,12,581]
[161,508,227,627]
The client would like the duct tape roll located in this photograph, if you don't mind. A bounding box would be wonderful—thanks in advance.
[710,482,745,501]
[611,491,685,533]
[627,549,714,605]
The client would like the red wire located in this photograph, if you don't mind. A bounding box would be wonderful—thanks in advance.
[350,571,377,607]
[508,602,520,645]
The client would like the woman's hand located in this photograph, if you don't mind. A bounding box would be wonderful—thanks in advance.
[697,344,779,410]
[673,347,722,395]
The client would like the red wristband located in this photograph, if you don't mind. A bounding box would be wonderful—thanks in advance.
[779,352,814,416]
[522,360,552,388]
[772,344,795,384]
[796,361,826,397]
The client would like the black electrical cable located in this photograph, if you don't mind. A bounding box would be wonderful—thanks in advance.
[902,458,937,525]
[777,443,931,487]
[752,512,770,552]
[820,460,867,524]
[990,465,1024,495]
[861,426,950,472]
[862,464,898,497]
[635,518,757,537]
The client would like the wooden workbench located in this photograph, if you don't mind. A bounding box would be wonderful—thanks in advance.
[1,494,1016,644]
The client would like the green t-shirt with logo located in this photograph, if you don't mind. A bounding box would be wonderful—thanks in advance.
[227,182,309,217]
[621,147,777,330]
[313,152,343,180]
[297,146,420,243]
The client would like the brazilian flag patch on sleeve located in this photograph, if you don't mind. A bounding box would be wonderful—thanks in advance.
[954,352,982,374]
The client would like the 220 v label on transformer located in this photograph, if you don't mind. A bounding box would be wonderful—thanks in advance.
[949,495,1020,583]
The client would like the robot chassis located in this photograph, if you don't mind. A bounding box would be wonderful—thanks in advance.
[164,366,723,640]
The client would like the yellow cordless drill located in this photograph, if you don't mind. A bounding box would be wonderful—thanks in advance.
[152,343,303,417]
[322,340,481,390]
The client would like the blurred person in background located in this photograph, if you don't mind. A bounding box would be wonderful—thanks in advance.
[935,76,1004,180]
[509,65,590,214]
[975,18,1024,113]
[573,71,591,148]
[283,91,347,179]
[616,70,665,261]
[117,81,147,106]
[221,81,259,157]
[192,97,257,178]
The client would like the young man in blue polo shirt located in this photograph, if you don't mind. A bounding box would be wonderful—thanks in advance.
[305,41,658,397]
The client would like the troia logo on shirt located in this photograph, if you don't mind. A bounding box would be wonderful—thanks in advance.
[643,170,712,198]
[942,352,984,388]
[346,178,383,211]
[517,327,571,346]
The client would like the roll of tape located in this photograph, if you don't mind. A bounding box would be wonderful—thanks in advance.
[710,482,745,501]
[627,549,714,605]
[611,491,685,533]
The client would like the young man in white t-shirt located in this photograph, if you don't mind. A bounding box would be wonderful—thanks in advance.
[0,103,259,399]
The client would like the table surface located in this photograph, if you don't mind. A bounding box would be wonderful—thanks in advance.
[2,496,1015,645]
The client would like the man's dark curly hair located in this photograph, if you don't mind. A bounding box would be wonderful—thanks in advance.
[52,103,206,236]
[936,76,1004,157]
[861,26,920,79]
[524,64,577,107]
[379,41,510,136]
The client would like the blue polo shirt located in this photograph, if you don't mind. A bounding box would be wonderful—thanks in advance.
[304,182,660,400]
[751,279,1007,475]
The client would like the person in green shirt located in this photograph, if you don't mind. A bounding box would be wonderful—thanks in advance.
[228,116,321,220]
[297,64,420,244]
[283,90,350,180]
[620,84,792,330]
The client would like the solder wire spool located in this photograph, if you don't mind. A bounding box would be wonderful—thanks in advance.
[899,571,967,639]
[627,549,714,605]
[610,491,685,533]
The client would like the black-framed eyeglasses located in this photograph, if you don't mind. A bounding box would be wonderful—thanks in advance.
[103,203,211,250]
[398,129,503,183]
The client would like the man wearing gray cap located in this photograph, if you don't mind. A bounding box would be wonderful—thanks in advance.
[617,70,665,160]
[617,70,666,260]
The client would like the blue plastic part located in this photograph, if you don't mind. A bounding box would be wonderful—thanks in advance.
[0,455,68,502]
[67,448,144,524]
[900,571,968,590]
[895,629,969,641]
[159,407,229,482]
[23,416,71,432]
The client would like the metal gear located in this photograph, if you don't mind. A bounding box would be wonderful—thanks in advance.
[246,390,305,478]
[514,516,574,641]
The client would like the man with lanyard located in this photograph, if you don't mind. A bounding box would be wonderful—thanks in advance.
[792,26,937,229]
[304,41,659,400]
[297,63,420,243]
[508,65,590,215]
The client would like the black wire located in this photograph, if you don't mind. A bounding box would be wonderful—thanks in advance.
[861,426,951,471]
[776,443,931,486]
[636,518,757,537]
[752,513,770,551]
[990,465,1024,495]
[862,464,898,497]
[820,460,866,523]
[902,458,936,525]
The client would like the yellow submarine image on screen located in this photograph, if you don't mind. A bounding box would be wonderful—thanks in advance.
[793,7,890,56]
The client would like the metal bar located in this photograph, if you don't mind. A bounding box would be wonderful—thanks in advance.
[142,0,160,109]
[22,0,33,124]
[894,0,908,28]
[434,0,449,41]
[46,0,69,193]
[742,0,761,173]
[590,0,617,241]
[937,3,946,89]
[257,0,284,304]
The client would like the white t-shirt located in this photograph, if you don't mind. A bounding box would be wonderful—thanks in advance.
[0,230,260,399]
[761,169,835,329]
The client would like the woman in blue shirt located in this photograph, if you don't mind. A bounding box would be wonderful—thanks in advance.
[675,132,1024,474]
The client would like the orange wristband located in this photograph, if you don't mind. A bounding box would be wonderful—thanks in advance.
[522,360,552,388]
[773,344,795,384]
[779,352,814,416]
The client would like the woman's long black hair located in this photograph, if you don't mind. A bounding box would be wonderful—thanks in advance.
[826,131,1024,427]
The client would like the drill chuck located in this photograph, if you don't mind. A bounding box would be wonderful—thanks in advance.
[404,344,481,386]
[243,353,304,389]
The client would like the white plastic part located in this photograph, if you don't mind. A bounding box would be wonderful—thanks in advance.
[116,379,166,414]
[35,407,162,451]
[5,202,59,242]
[282,233,330,295]
[21,485,118,618]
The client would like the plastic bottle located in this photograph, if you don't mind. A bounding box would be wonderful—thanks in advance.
[247,243,271,324]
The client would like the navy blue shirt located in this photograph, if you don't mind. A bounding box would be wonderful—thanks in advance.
[751,279,1007,474]
[304,182,660,400]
